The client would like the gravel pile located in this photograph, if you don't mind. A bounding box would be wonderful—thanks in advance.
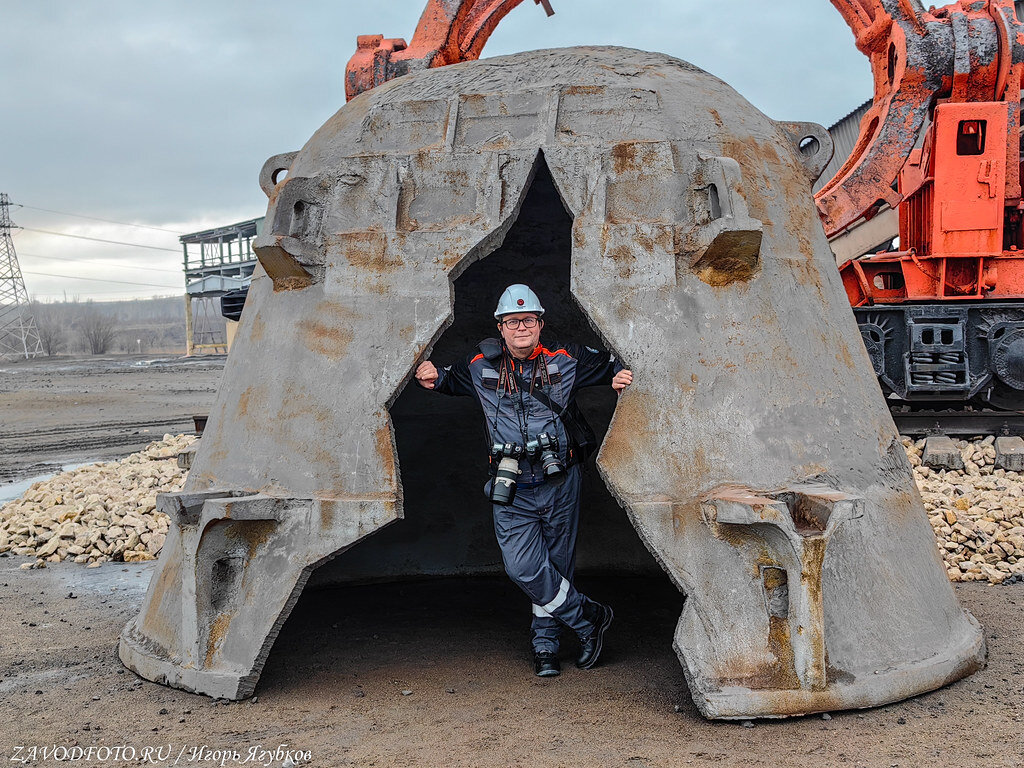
[905,435,1024,585]
[0,434,195,570]
[1,433,1022,586]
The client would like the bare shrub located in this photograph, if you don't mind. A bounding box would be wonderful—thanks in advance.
[79,305,117,354]
[30,302,66,356]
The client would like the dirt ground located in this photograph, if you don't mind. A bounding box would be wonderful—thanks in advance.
[0,561,1021,768]
[1,354,1023,767]
[0,354,224,483]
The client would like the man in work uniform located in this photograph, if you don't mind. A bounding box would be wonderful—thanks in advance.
[414,284,633,677]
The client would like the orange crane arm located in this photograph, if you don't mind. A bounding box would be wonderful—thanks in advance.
[345,0,553,102]
[817,0,1024,237]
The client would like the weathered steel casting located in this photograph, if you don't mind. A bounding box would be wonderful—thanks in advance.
[344,0,1024,239]
[120,47,985,719]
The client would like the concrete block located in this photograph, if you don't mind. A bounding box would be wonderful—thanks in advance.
[922,435,964,470]
[177,440,199,471]
[995,436,1024,471]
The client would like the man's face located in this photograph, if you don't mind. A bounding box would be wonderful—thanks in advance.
[498,312,543,358]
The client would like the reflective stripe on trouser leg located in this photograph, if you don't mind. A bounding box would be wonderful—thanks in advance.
[532,577,570,617]
[492,465,593,653]
[530,464,585,651]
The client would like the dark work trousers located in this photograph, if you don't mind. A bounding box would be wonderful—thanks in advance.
[492,464,596,653]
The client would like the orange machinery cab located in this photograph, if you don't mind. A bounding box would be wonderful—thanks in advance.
[840,101,1024,307]
[838,102,1024,408]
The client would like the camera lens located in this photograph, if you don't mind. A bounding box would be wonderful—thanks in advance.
[489,456,520,505]
[539,449,565,486]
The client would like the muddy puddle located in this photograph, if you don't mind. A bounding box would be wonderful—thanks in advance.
[0,462,98,505]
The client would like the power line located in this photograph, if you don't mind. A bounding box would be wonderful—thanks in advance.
[12,203,185,235]
[32,289,181,297]
[32,288,182,297]
[17,227,181,253]
[21,270,181,289]
[18,250,182,274]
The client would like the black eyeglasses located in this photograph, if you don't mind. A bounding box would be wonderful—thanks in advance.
[500,317,539,329]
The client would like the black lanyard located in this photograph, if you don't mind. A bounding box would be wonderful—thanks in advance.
[491,351,531,448]
[505,354,531,446]
[492,347,560,451]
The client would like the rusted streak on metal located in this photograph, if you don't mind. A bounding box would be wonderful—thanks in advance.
[799,535,829,691]
[224,520,277,558]
[140,552,180,651]
[205,612,234,668]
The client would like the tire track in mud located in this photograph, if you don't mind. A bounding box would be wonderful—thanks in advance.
[0,416,198,482]
[0,416,191,442]
[1,355,223,484]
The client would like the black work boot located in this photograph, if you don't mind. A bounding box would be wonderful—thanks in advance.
[576,601,613,670]
[534,651,561,677]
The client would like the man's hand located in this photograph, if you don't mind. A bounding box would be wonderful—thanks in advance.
[415,360,439,390]
[612,369,633,392]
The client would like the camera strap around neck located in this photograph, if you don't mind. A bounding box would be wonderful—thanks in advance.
[509,363,589,467]
[509,363,564,419]
[506,357,531,445]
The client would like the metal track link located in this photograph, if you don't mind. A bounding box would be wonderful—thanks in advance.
[891,407,1024,437]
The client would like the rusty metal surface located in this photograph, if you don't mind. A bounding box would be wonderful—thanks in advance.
[344,0,554,101]
[816,0,1024,237]
[121,47,984,718]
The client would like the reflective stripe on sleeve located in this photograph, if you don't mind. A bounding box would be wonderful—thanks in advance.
[532,603,551,618]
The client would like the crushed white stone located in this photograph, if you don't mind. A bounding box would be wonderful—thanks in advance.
[1,434,196,569]
[1,432,1021,586]
[905,435,1024,586]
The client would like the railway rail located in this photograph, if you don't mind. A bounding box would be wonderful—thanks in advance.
[890,404,1024,437]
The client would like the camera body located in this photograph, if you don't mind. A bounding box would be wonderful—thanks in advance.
[487,433,566,505]
[525,432,566,486]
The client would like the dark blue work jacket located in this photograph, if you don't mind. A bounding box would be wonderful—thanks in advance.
[434,341,620,484]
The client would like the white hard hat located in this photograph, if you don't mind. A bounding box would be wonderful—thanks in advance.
[494,284,545,319]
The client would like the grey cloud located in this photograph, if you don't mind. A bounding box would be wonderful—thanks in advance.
[2,0,871,298]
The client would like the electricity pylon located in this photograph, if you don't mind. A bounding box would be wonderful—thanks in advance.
[0,193,43,359]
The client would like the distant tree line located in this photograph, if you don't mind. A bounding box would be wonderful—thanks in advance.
[29,296,191,356]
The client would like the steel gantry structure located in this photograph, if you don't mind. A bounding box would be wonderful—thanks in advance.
[180,218,262,354]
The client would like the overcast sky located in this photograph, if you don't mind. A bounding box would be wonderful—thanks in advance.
[1,0,870,301]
